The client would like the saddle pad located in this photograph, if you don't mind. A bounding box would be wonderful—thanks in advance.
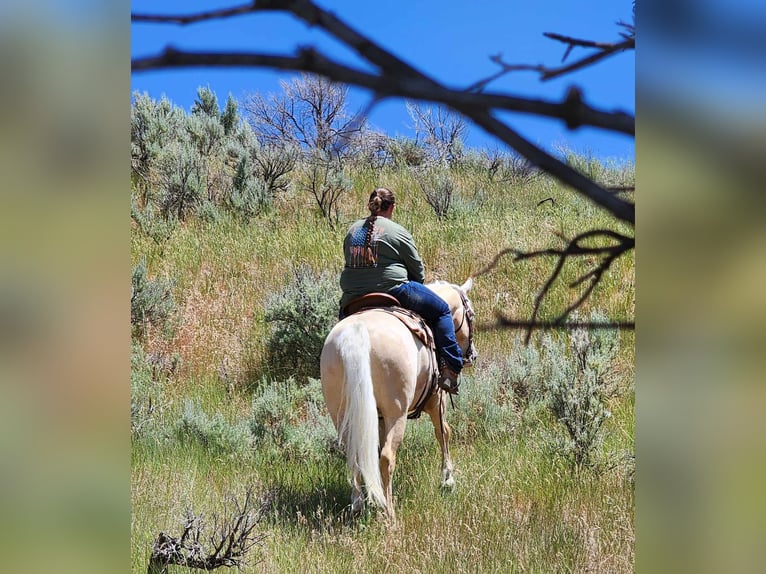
[366,306,434,350]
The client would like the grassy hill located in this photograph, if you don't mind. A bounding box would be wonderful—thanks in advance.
[131,94,634,571]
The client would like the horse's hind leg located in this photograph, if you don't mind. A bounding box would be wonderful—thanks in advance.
[379,415,407,521]
[426,392,455,490]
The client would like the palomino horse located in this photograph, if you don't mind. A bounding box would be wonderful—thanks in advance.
[320,278,476,520]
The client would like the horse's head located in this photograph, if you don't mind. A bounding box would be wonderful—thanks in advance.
[428,278,478,367]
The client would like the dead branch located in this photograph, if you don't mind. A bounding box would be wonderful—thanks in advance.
[147,489,266,574]
[132,2,258,25]
[466,23,634,89]
[132,48,634,136]
[477,318,634,332]
[474,230,634,343]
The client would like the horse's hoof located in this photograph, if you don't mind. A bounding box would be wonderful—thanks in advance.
[351,497,365,516]
[441,475,456,491]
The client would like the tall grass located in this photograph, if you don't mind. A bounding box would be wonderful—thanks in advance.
[131,156,634,572]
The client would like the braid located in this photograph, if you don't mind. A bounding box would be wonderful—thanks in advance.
[360,215,377,265]
[350,187,395,268]
[364,215,377,248]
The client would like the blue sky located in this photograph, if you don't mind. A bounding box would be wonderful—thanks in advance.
[131,1,635,162]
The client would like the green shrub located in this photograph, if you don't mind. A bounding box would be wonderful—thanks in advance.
[388,136,427,167]
[448,184,487,219]
[414,166,455,219]
[249,377,336,462]
[302,152,352,229]
[249,380,292,445]
[505,336,545,411]
[131,342,163,438]
[542,310,620,468]
[174,399,252,456]
[131,92,188,202]
[226,124,298,220]
[195,198,224,224]
[225,158,271,221]
[449,364,518,442]
[131,193,177,244]
[263,266,340,382]
[283,399,337,462]
[156,139,207,220]
[131,257,176,340]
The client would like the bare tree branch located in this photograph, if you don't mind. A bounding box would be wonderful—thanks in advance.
[132,48,634,136]
[466,24,634,89]
[132,2,260,25]
[474,230,634,342]
[542,35,634,80]
[147,489,266,573]
[477,318,634,332]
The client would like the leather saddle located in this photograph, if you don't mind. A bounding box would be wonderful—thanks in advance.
[341,292,401,317]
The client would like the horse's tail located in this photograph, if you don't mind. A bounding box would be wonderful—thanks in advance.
[336,321,386,510]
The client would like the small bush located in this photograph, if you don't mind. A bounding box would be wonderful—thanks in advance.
[226,159,270,221]
[155,140,207,221]
[302,153,352,229]
[249,377,336,462]
[131,194,177,244]
[414,167,456,219]
[388,137,427,167]
[448,185,487,219]
[542,310,620,468]
[263,266,340,382]
[448,364,518,442]
[175,399,252,456]
[505,337,545,411]
[283,399,337,462]
[251,142,298,196]
[131,257,176,340]
[195,199,224,224]
[249,380,292,445]
[227,126,298,220]
[131,342,165,438]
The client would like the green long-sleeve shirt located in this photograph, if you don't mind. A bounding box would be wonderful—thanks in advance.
[339,216,425,309]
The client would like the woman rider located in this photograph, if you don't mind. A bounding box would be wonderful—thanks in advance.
[339,187,462,393]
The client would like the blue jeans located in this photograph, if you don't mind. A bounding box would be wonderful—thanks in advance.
[389,282,463,373]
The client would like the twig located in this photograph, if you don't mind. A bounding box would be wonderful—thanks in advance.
[474,230,633,343]
[147,489,266,573]
[132,2,260,25]
[467,26,635,90]
[477,319,634,331]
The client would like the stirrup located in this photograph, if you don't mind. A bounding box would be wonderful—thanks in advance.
[437,361,460,395]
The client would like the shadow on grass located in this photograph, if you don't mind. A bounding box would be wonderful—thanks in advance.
[257,455,380,532]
